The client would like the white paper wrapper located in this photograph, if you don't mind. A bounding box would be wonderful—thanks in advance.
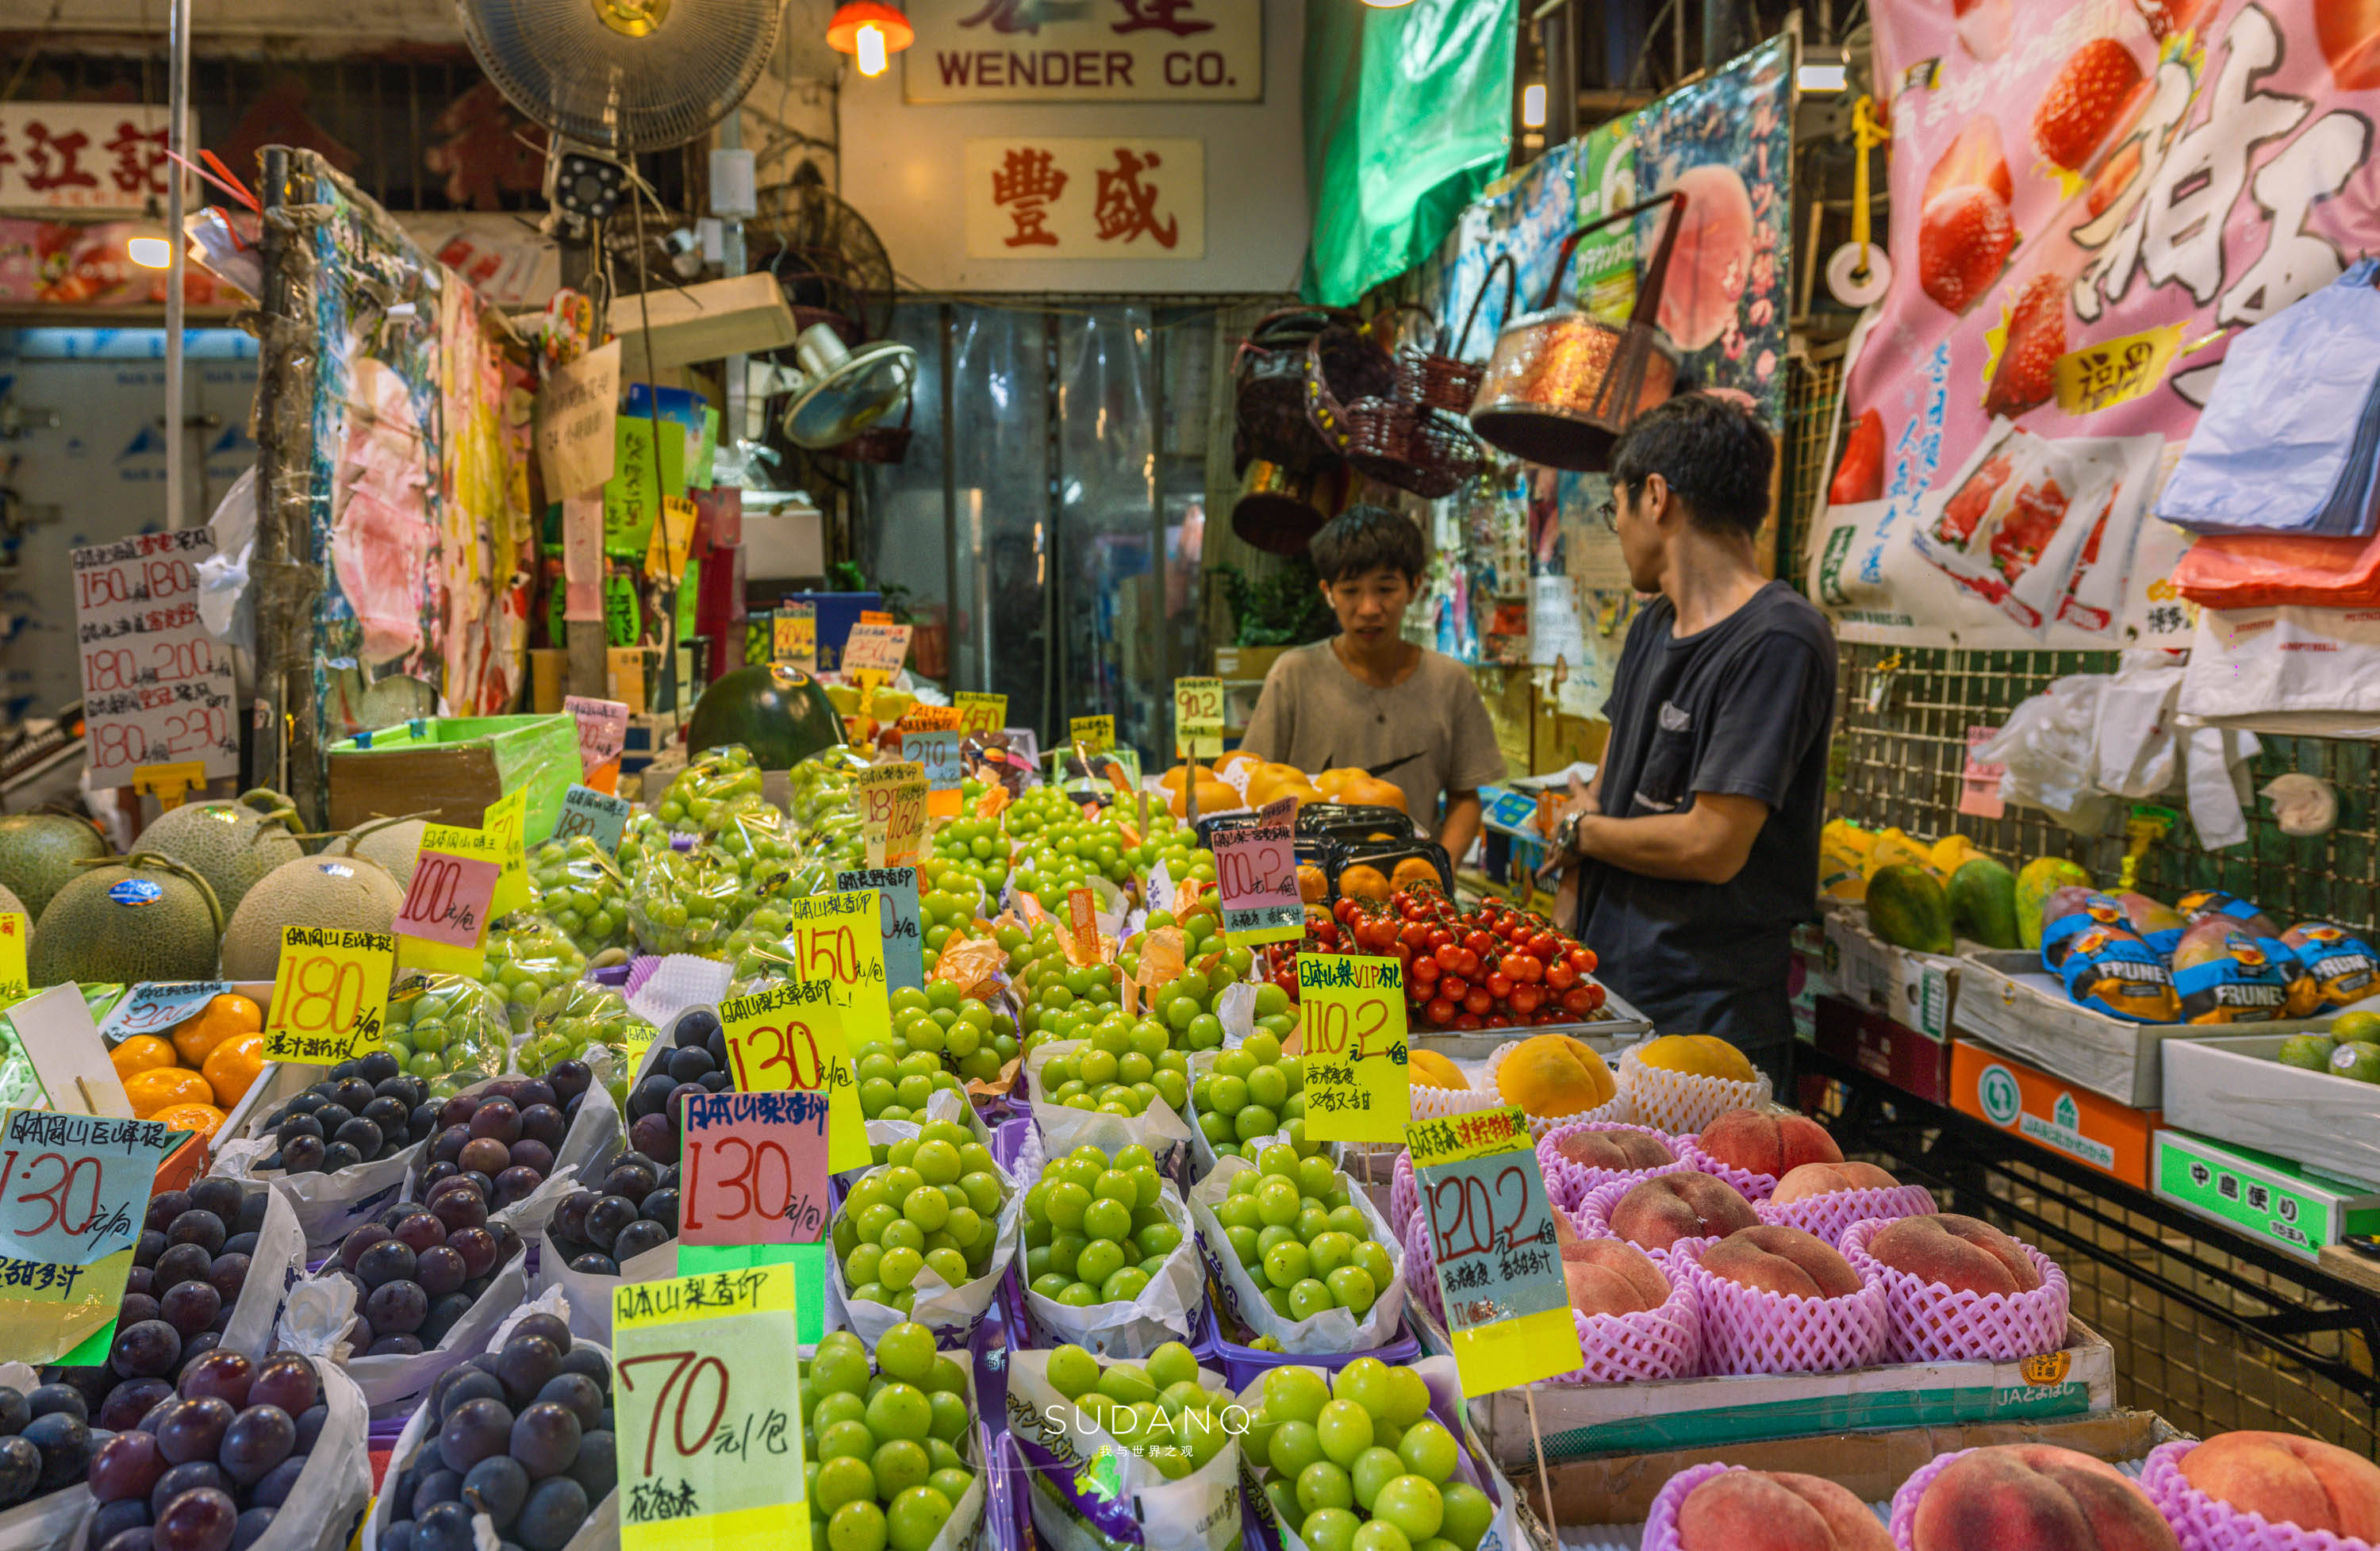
[1186,1156,1407,1354]
[1006,1347,1242,1551]
[1013,1166,1205,1357]
[828,1147,1023,1347]
[1215,982,1259,1047]
[278,1245,534,1418]
[1024,1039,1197,1172]
[215,1134,421,1250]
[1179,1050,1342,1184]
[624,954,733,1028]
[864,1085,995,1159]
[0,1485,92,1551]
[225,1184,309,1361]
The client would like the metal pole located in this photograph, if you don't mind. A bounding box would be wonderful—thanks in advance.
[939,301,960,689]
[163,0,190,530]
[251,147,290,799]
[1702,0,1735,71]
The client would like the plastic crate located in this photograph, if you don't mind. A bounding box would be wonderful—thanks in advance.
[1196,1297,1425,1391]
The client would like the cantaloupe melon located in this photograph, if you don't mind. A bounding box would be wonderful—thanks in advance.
[220,852,405,981]
[139,788,302,919]
[31,853,220,985]
[336,816,431,890]
[0,811,109,921]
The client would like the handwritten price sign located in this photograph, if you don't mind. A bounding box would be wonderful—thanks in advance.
[842,621,912,676]
[1173,676,1224,760]
[772,605,816,670]
[1069,715,1115,754]
[718,981,869,1173]
[902,730,962,791]
[98,981,232,1043]
[1407,1104,1583,1395]
[856,762,927,868]
[395,851,497,949]
[551,782,635,853]
[679,1092,832,1246]
[563,696,630,789]
[482,789,531,917]
[836,867,923,995]
[0,1108,190,1363]
[263,927,394,1065]
[1214,797,1303,946]
[614,1265,807,1551]
[955,692,1007,736]
[1299,955,1410,1142]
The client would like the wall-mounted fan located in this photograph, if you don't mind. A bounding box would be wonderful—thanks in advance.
[747,161,916,457]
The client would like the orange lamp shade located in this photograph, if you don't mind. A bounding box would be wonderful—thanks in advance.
[828,2,914,71]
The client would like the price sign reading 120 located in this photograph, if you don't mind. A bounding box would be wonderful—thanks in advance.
[1299,954,1410,1143]
[1407,1104,1583,1395]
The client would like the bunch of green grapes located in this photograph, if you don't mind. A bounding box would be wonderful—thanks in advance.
[382,974,510,1096]
[1192,1031,1318,1160]
[524,979,650,1104]
[1040,1342,1235,1481]
[800,807,869,874]
[527,835,629,957]
[628,843,759,958]
[616,810,669,876]
[1008,813,1139,912]
[1021,1142,1182,1308]
[1211,1147,1390,1319]
[1241,1361,1493,1551]
[787,744,874,831]
[657,744,766,831]
[1134,812,1215,896]
[481,912,588,1033]
[862,983,1018,1111]
[716,862,837,977]
[831,1120,1008,1308]
[801,1323,977,1551]
[928,805,1012,896]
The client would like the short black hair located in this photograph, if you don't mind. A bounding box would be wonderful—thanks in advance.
[1309,505,1425,584]
[1610,393,1775,538]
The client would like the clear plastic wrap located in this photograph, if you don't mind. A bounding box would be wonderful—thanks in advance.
[525,979,651,1108]
[480,910,589,1031]
[658,743,767,830]
[628,842,760,958]
[526,835,630,958]
[616,809,670,874]
[787,743,875,831]
[383,973,511,1098]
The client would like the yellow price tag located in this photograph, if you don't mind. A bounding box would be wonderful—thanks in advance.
[262,927,395,1065]
[646,493,697,582]
[1069,715,1115,753]
[613,1264,807,1551]
[1173,677,1224,761]
[0,913,28,1005]
[1406,1105,1583,1394]
[856,763,927,868]
[773,605,816,670]
[716,981,869,1173]
[130,761,207,812]
[1299,954,1411,1143]
[955,692,1008,736]
[481,789,530,917]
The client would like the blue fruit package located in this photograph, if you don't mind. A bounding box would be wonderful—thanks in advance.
[2059,925,2182,1022]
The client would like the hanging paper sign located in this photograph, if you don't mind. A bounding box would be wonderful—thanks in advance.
[895,704,964,734]
[481,789,531,917]
[8,985,131,1117]
[97,981,232,1044]
[773,604,816,670]
[857,762,927,868]
[551,783,635,853]
[0,1108,190,1365]
[717,980,869,1173]
[564,695,631,789]
[774,892,894,1051]
[1407,1104,1584,1395]
[836,867,924,995]
[394,851,497,950]
[262,928,394,1065]
[1214,797,1302,945]
[612,1264,807,1551]
[536,339,621,497]
[1173,676,1224,760]
[72,531,239,789]
[955,692,1007,736]
[1299,954,1411,1142]
[1959,726,2007,820]
[678,1091,833,1246]
[1069,715,1115,753]
[647,493,698,583]
[901,728,963,820]
[842,621,913,676]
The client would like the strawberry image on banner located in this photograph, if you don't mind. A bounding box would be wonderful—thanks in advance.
[1806,0,2380,650]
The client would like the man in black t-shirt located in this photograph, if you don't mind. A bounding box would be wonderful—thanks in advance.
[1545,394,1837,1082]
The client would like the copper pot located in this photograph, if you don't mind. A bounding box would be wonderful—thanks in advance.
[1469,191,1688,472]
[1231,459,1324,555]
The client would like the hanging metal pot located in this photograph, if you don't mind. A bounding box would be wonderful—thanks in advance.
[1230,459,1325,556]
[1468,190,1688,472]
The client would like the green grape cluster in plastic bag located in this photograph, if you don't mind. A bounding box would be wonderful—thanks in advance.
[526,979,651,1108]
[528,835,630,958]
[628,843,758,958]
[385,974,512,1098]
[482,912,588,1031]
[618,810,670,877]
[658,745,767,831]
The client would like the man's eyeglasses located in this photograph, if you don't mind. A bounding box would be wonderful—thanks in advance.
[1594,496,1618,531]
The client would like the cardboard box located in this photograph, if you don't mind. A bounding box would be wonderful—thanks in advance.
[2161,1031,2380,1184]
[1409,1301,2114,1467]
[2153,1127,2380,1262]
[1950,1038,2162,1188]
[1214,643,1289,681]
[1822,904,1960,1042]
[1535,1409,2174,1529]
[1952,950,2335,1107]
[1814,994,1952,1104]
[327,713,579,839]
[615,272,800,376]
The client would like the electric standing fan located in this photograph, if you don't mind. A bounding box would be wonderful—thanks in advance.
[455,0,782,153]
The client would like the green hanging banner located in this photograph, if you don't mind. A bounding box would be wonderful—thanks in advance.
[1300,0,1517,306]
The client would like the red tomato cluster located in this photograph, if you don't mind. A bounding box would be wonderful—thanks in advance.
[1274,885,1606,1031]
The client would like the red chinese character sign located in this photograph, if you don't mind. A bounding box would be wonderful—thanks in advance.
[0,105,177,213]
[1801,1,2380,651]
[907,0,1260,102]
[966,138,1203,259]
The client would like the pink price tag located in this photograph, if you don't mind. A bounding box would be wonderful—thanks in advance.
[1215,797,1302,944]
[677,1090,833,1246]
[393,850,500,948]
[1960,725,2006,820]
[562,695,629,777]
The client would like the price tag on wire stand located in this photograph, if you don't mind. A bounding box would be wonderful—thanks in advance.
[613,1263,807,1551]
[856,762,927,868]
[1173,676,1224,760]
[843,621,912,676]
[955,692,1007,736]
[836,867,923,994]
[678,1091,832,1246]
[98,981,232,1044]
[773,603,816,670]
[901,728,964,820]
[1214,797,1303,945]
[1069,714,1115,754]
[1407,1104,1583,1395]
[1299,954,1411,1142]
[393,850,497,977]
[262,927,394,1065]
[0,1108,191,1364]
[717,980,869,1173]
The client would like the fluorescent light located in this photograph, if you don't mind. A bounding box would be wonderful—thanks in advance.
[857,21,888,75]
[1799,62,1847,92]
[1361,0,1415,9]
[127,235,174,269]
[1521,83,1548,129]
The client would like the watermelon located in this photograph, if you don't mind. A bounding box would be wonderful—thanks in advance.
[1867,863,1955,955]
[2015,856,2092,950]
[686,665,848,770]
[1947,857,2020,949]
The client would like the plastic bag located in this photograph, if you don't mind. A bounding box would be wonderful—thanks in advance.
[1186,1155,1404,1354]
[628,843,763,958]
[524,981,650,1106]
[382,973,510,1100]
[2171,919,2294,1024]
[1971,675,2117,834]
[480,912,588,1033]
[2059,925,2182,1022]
[2282,921,2380,1015]
[826,1129,1023,1349]
[657,743,767,830]
[1006,1347,1241,1551]
[2039,889,2132,973]
[1012,1159,1204,1357]
[527,835,631,958]
[1023,1038,1198,1177]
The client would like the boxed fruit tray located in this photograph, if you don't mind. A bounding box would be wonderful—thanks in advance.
[2160,1031,2380,1187]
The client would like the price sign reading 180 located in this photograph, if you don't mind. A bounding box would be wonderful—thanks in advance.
[263,927,394,1065]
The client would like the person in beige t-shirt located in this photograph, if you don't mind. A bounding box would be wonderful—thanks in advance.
[1238,506,1507,865]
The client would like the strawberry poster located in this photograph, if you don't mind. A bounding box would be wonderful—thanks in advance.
[1806,0,2380,650]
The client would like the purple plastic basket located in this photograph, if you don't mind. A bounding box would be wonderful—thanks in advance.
[992,1116,1031,1171]
[1197,1299,1425,1392]
[588,965,631,988]
[988,1430,1034,1551]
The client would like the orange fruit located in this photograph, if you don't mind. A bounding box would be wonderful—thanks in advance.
[1317,769,1408,812]
[109,1035,178,1081]
[1338,865,1391,902]
[148,1101,227,1144]
[1498,1035,1617,1115]
[122,1066,214,1119]
[1297,864,1329,904]
[1169,778,1241,819]
[172,993,263,1068]
[1390,857,1441,893]
[1409,1049,1468,1090]
[202,1033,267,1109]
[1159,763,1213,793]
[1635,1034,1757,1083]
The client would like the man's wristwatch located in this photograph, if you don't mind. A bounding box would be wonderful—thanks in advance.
[1553,811,1584,859]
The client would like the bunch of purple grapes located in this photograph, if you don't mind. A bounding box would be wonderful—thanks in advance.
[543,1008,720,1274]
[324,1178,525,1356]
[84,1347,328,1551]
[380,1314,614,1551]
[420,1077,572,1211]
[0,1381,98,1509]
[260,1054,439,1176]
